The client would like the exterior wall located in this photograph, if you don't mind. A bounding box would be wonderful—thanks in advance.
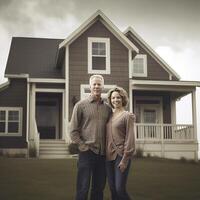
[136,141,198,160]
[133,91,171,123]
[68,20,129,119]
[127,34,178,81]
[0,79,27,148]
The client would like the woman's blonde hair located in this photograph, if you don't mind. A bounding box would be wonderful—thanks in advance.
[107,87,129,108]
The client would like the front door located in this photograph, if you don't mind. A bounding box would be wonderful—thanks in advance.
[141,104,162,139]
[36,93,61,139]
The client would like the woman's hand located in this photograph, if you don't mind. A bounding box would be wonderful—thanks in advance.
[118,161,128,173]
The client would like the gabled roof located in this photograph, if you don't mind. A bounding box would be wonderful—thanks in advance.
[124,26,180,80]
[5,37,64,78]
[59,10,139,53]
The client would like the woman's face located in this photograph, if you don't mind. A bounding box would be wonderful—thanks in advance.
[111,91,123,109]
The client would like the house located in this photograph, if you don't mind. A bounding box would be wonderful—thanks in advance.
[0,10,199,160]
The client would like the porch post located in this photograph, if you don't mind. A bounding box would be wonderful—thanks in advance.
[192,89,197,141]
[29,83,36,140]
[191,89,198,161]
[64,45,70,143]
[171,97,176,124]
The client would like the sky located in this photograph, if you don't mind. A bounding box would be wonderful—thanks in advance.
[0,0,200,142]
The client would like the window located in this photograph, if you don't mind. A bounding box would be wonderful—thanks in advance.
[80,84,116,101]
[132,54,147,77]
[0,107,22,136]
[88,37,110,74]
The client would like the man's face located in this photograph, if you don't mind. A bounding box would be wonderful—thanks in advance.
[90,77,103,97]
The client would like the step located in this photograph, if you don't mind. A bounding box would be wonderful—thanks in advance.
[39,139,70,159]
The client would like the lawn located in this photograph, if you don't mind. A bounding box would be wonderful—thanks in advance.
[0,157,200,200]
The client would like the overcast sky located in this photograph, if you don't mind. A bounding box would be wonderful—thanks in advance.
[0,0,200,141]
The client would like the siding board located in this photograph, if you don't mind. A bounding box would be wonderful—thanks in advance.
[69,20,129,119]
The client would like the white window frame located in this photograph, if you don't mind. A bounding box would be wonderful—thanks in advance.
[80,84,116,100]
[132,54,147,77]
[88,37,110,74]
[0,107,23,136]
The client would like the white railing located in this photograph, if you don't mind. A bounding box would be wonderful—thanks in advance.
[136,123,194,141]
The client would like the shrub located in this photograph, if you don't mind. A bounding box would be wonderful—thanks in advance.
[135,148,143,158]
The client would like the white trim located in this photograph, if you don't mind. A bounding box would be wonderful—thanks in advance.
[5,74,29,78]
[128,50,132,79]
[35,88,65,93]
[0,107,23,136]
[132,54,147,77]
[124,26,180,80]
[59,10,139,53]
[80,84,116,100]
[34,88,65,139]
[65,46,69,122]
[26,81,30,143]
[130,80,200,87]
[88,37,110,74]
[28,78,65,83]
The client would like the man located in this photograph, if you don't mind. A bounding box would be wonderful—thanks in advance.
[70,74,112,200]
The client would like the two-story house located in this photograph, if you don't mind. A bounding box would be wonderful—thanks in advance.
[0,10,199,160]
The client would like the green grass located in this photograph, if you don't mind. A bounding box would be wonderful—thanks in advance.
[0,157,200,200]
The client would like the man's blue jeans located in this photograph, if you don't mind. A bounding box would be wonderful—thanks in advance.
[106,155,132,200]
[75,150,106,200]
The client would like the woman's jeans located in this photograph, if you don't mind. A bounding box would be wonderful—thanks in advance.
[75,150,106,200]
[106,155,132,200]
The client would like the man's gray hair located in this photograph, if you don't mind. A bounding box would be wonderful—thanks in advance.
[89,74,104,86]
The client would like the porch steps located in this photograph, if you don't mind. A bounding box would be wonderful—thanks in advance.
[39,140,73,159]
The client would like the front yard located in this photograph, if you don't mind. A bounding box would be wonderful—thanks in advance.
[0,157,200,200]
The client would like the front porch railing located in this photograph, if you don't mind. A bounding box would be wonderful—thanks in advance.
[136,123,194,141]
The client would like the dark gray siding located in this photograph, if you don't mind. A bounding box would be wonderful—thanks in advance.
[69,20,129,119]
[0,79,27,148]
[126,33,179,81]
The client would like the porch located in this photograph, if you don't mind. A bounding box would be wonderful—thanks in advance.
[135,123,198,160]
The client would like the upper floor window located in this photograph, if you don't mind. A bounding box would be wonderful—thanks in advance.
[0,107,22,136]
[88,37,110,74]
[132,54,147,77]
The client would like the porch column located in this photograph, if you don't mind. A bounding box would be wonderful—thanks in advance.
[64,45,70,143]
[29,83,36,140]
[192,89,199,161]
[191,89,197,141]
[171,97,176,124]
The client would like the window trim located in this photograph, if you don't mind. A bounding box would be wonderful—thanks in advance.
[80,84,116,100]
[88,37,110,74]
[0,107,23,136]
[132,54,147,77]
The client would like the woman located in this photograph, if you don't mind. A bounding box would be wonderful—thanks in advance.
[106,87,136,200]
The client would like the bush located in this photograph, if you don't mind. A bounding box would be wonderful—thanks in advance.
[180,157,187,163]
[135,148,143,158]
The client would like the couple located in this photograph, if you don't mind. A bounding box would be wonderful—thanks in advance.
[70,74,136,200]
